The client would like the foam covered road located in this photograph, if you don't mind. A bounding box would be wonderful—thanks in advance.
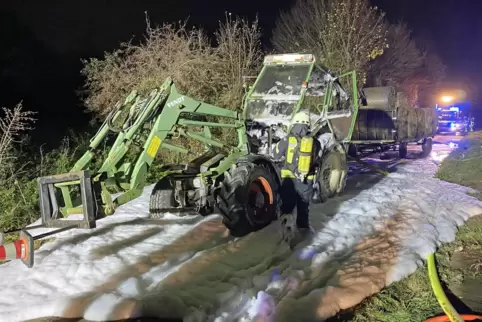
[0,145,481,322]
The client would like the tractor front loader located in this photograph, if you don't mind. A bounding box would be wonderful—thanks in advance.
[0,53,361,268]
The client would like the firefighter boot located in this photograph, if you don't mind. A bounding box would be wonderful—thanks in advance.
[279,213,296,245]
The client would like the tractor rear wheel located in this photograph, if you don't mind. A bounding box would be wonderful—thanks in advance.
[317,149,347,203]
[149,177,180,218]
[216,163,279,237]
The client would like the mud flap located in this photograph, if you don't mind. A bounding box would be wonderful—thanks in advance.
[38,171,97,229]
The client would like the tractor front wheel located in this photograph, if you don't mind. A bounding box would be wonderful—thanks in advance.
[216,163,279,237]
[149,177,180,218]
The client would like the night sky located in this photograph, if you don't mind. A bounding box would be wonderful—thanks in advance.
[1,0,481,147]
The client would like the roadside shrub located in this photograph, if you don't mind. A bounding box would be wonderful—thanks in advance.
[0,103,35,181]
[0,103,36,233]
[0,103,102,234]
[80,13,263,165]
[81,13,263,116]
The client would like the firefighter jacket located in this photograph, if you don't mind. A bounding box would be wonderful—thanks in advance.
[274,124,321,181]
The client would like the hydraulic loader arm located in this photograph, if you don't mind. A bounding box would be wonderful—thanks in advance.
[108,78,249,209]
[38,76,249,226]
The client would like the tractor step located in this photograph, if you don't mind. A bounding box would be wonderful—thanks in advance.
[38,170,97,229]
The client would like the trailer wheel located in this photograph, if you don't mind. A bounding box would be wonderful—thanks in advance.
[421,137,432,157]
[317,149,346,202]
[216,163,279,237]
[399,142,408,159]
[149,177,180,218]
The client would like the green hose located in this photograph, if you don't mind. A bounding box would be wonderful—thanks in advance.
[426,252,464,322]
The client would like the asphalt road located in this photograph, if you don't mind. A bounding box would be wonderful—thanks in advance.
[432,134,465,144]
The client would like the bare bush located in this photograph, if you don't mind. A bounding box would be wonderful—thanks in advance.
[367,22,446,106]
[368,22,425,87]
[81,13,263,118]
[401,52,447,107]
[0,102,36,180]
[272,0,387,85]
[214,13,264,109]
[81,20,217,117]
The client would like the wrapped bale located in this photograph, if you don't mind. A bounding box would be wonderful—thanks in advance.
[416,108,424,138]
[351,87,437,141]
[351,109,395,141]
[423,107,439,136]
[396,106,406,139]
[351,106,438,141]
[396,106,438,140]
[397,107,417,140]
[396,92,410,109]
[361,86,397,110]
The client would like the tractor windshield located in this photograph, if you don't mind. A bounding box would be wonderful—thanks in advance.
[245,64,311,123]
[251,64,311,96]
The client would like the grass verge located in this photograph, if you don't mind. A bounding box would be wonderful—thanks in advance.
[334,132,482,322]
[436,131,482,192]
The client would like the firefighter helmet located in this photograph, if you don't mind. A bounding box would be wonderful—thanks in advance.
[292,111,310,125]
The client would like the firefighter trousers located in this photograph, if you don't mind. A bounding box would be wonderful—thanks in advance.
[280,177,313,228]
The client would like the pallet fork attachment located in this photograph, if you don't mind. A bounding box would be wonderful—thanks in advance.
[38,171,97,229]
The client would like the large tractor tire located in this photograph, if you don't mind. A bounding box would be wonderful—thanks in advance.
[216,163,280,237]
[421,137,433,157]
[149,177,180,218]
[317,149,347,203]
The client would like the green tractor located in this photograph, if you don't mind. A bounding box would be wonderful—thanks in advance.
[1,53,360,268]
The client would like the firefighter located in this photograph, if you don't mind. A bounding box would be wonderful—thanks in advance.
[274,111,321,243]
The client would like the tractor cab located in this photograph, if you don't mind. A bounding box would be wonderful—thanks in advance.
[243,53,357,155]
[244,54,314,125]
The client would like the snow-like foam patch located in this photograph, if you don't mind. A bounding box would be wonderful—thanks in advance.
[0,145,481,322]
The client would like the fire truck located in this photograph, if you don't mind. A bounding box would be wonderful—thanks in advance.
[436,106,467,135]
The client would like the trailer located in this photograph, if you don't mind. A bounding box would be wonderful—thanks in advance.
[345,87,438,159]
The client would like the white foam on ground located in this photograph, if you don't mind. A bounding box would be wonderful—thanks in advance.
[0,142,481,322]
